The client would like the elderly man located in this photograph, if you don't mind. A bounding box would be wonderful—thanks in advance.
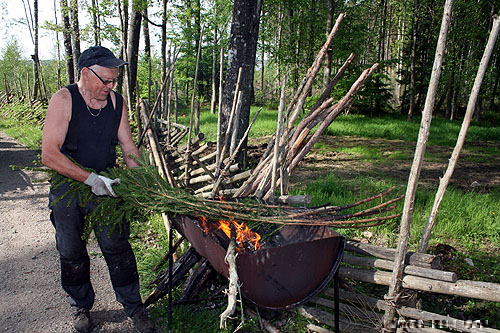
[41,46,154,333]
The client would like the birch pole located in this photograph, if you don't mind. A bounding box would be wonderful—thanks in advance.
[382,0,454,330]
[270,74,287,202]
[418,15,500,253]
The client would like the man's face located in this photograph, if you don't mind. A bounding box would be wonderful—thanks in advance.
[84,65,119,100]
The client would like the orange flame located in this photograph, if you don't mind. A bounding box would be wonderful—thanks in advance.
[217,219,262,252]
[196,216,261,252]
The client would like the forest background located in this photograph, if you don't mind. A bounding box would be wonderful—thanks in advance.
[1,0,500,126]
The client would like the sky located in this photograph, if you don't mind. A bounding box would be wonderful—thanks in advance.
[0,0,165,61]
[0,0,64,60]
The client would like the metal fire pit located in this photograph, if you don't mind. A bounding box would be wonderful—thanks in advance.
[173,215,346,310]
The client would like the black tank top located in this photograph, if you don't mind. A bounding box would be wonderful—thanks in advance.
[60,84,122,173]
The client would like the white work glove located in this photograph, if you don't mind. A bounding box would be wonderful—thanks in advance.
[84,172,121,197]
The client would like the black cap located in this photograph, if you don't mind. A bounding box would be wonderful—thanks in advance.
[78,46,127,70]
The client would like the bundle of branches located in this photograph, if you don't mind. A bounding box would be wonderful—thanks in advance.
[50,158,402,246]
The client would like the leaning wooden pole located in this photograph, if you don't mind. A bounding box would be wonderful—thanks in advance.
[382,0,454,330]
[269,74,287,202]
[419,14,500,253]
[184,27,204,187]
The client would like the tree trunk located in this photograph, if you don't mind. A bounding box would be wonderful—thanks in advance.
[407,2,418,121]
[32,0,40,100]
[91,0,100,45]
[322,0,335,89]
[117,0,129,104]
[489,55,500,113]
[161,0,169,112]
[54,0,62,89]
[143,7,151,62]
[221,0,262,166]
[260,39,264,94]
[383,0,453,330]
[451,45,466,120]
[70,0,81,77]
[210,22,218,115]
[127,0,142,108]
[419,15,500,254]
[60,0,74,84]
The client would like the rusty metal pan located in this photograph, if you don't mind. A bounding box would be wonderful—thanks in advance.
[173,215,345,310]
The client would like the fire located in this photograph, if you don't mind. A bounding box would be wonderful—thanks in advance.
[217,219,262,251]
[196,216,261,252]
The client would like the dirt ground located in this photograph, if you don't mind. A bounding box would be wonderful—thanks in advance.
[0,131,140,332]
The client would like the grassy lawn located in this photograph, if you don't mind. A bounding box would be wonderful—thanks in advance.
[3,103,500,330]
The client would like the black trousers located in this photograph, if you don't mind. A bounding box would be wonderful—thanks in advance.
[49,183,142,317]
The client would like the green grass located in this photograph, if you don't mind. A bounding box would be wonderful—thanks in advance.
[324,114,500,146]
[302,173,500,254]
[0,117,43,149]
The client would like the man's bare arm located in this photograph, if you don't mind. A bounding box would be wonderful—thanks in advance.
[41,88,91,182]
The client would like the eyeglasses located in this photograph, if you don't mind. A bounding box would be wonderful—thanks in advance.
[87,67,118,86]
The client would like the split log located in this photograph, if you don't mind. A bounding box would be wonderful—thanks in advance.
[194,170,252,194]
[342,254,456,282]
[306,323,334,333]
[270,74,287,202]
[405,328,447,333]
[189,163,239,178]
[178,258,215,303]
[145,247,202,307]
[339,266,500,303]
[274,195,312,205]
[199,188,239,198]
[156,119,188,131]
[345,241,440,269]
[215,68,242,182]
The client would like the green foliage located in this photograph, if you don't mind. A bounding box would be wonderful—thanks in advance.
[0,102,45,148]
[0,117,43,150]
[0,39,31,94]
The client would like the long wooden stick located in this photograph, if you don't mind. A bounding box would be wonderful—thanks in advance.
[286,12,346,129]
[383,1,454,329]
[289,63,379,174]
[342,254,457,283]
[215,46,225,172]
[215,68,243,179]
[343,266,500,303]
[212,107,262,197]
[184,27,204,187]
[418,14,500,253]
[138,52,179,148]
[270,74,287,202]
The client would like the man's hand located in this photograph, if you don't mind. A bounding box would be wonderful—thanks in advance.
[84,172,121,197]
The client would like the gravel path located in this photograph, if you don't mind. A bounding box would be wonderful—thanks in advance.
[0,131,139,332]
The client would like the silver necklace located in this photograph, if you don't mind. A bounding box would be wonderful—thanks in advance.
[86,104,102,117]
